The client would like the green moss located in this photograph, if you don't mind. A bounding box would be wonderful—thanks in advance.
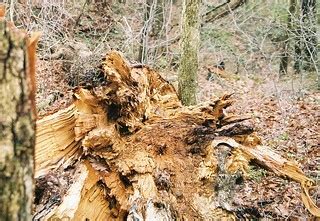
[248,165,267,181]
[248,74,264,84]
[270,2,288,23]
[201,28,232,47]
[278,132,289,141]
[178,0,201,105]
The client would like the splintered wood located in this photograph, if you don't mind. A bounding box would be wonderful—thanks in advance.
[34,51,320,220]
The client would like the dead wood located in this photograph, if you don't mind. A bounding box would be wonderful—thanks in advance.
[33,51,320,220]
[203,0,247,23]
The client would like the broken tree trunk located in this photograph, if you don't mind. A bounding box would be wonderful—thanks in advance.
[0,6,39,220]
[203,0,247,23]
[33,51,320,220]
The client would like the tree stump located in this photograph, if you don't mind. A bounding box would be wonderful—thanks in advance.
[33,51,320,220]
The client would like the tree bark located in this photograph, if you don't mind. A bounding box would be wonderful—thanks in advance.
[138,0,153,63]
[279,41,289,75]
[293,29,303,74]
[301,0,317,71]
[279,0,296,75]
[293,0,318,74]
[0,7,38,221]
[151,0,164,37]
[178,0,201,106]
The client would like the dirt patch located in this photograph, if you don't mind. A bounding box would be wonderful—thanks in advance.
[36,60,73,116]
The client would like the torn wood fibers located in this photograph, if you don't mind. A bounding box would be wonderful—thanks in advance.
[32,50,320,220]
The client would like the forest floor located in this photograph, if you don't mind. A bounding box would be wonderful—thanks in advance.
[199,71,320,218]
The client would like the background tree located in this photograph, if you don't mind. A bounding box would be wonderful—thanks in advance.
[178,0,201,105]
[278,0,319,85]
[291,0,318,75]
[0,6,38,220]
[301,0,317,71]
[138,0,165,64]
[279,0,297,75]
[151,0,164,37]
[138,0,153,63]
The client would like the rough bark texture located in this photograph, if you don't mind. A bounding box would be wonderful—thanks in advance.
[0,7,38,220]
[151,0,164,37]
[293,0,318,74]
[279,0,296,75]
[33,51,320,220]
[138,0,153,63]
[301,0,317,71]
[178,0,201,106]
[294,24,303,74]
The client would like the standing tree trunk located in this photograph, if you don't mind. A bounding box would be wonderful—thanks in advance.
[178,0,201,106]
[0,6,38,220]
[292,0,303,74]
[151,0,164,37]
[279,42,289,75]
[138,0,166,65]
[301,0,317,71]
[293,27,303,74]
[138,0,153,63]
[279,0,296,75]
[293,0,318,74]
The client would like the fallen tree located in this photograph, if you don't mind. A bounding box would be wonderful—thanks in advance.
[32,50,320,220]
[203,0,247,23]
